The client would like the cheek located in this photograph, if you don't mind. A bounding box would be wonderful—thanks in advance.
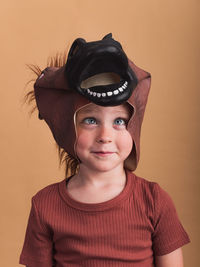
[118,131,133,155]
[75,130,92,154]
[76,134,87,150]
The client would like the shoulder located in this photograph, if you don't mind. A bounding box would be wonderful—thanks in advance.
[132,172,171,203]
[131,172,161,202]
[129,172,190,255]
[34,181,60,198]
[31,179,66,209]
[129,171,175,216]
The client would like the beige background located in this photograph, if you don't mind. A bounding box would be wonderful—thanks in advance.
[0,0,199,266]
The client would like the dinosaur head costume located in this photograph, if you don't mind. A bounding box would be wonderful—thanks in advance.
[34,33,151,171]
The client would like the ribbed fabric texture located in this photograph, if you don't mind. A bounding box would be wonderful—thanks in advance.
[19,170,190,267]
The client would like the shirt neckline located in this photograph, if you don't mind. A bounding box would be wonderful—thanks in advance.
[58,169,135,212]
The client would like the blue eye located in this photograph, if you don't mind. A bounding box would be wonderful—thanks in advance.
[114,118,126,126]
[83,118,97,125]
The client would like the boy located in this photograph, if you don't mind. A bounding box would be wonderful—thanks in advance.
[20,33,190,267]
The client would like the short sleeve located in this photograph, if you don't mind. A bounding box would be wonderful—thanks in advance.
[19,197,54,267]
[152,183,190,256]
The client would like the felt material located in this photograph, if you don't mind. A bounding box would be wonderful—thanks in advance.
[34,34,151,171]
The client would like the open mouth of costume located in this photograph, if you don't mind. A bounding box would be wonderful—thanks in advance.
[85,80,128,98]
[81,72,128,99]
[65,33,138,106]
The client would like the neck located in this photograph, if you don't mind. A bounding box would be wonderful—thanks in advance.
[74,165,126,188]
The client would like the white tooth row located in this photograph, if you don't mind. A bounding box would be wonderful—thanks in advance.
[86,81,128,98]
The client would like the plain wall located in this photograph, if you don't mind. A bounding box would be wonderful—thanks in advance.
[0,0,199,266]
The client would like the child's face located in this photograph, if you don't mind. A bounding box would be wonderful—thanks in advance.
[75,103,133,173]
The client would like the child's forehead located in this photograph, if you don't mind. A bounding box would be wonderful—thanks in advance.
[77,103,130,115]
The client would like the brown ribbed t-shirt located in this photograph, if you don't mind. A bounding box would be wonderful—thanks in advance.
[19,170,190,267]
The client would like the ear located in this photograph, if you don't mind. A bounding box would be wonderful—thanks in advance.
[102,33,113,40]
[67,38,86,60]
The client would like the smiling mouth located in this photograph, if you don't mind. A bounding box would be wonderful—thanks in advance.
[92,151,115,157]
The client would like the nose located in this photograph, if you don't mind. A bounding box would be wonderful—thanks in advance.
[96,125,112,144]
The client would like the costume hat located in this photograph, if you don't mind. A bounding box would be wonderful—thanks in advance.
[34,33,151,171]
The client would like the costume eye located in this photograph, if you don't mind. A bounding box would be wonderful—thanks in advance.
[114,118,127,126]
[83,117,97,125]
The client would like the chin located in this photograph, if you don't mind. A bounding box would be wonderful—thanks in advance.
[86,161,123,173]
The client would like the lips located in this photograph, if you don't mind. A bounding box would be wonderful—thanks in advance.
[92,151,115,157]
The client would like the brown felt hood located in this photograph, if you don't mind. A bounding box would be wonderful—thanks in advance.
[34,36,151,171]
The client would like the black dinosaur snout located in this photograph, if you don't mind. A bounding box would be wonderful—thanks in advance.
[65,33,138,106]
